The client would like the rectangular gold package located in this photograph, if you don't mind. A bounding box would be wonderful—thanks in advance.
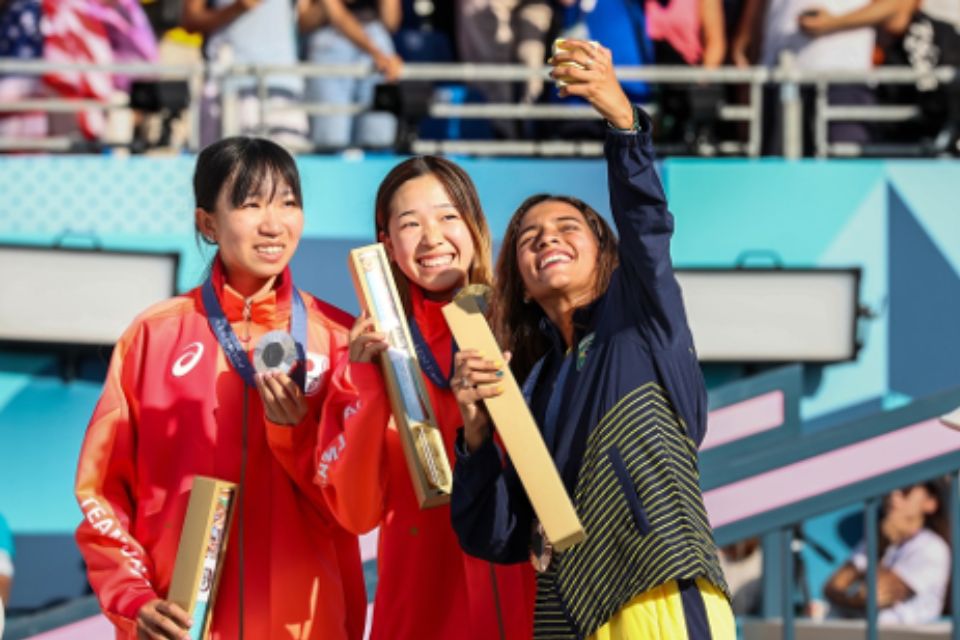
[168,476,237,640]
[348,243,453,508]
[442,294,585,551]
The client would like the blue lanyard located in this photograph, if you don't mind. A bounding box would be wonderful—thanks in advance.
[542,352,574,452]
[522,350,573,453]
[201,276,307,390]
[408,315,456,390]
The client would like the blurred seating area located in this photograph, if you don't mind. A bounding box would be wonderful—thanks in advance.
[0,0,957,157]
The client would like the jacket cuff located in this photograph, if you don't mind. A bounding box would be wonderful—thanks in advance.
[606,106,653,143]
[118,589,159,621]
[343,360,383,391]
[454,429,502,484]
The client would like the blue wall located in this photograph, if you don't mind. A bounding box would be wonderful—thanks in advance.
[1,154,958,607]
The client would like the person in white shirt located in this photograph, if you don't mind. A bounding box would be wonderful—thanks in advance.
[824,480,950,624]
[731,0,877,154]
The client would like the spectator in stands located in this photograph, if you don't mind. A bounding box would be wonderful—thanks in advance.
[298,0,404,151]
[798,0,960,153]
[824,480,950,624]
[731,0,877,154]
[0,513,13,608]
[0,0,45,140]
[43,0,158,143]
[182,0,310,147]
[455,0,553,139]
[719,537,763,615]
[645,0,728,151]
[646,0,727,68]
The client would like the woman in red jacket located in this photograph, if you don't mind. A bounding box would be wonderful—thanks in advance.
[75,137,366,639]
[316,156,535,639]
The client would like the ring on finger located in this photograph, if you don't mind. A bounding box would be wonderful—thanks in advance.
[460,377,472,390]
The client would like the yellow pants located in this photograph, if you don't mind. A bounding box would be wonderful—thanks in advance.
[588,578,736,640]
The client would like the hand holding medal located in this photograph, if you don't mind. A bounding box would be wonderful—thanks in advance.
[254,331,308,425]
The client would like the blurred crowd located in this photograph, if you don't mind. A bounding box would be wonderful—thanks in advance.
[0,0,957,154]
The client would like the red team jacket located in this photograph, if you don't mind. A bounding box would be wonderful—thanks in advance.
[75,262,366,639]
[317,284,536,640]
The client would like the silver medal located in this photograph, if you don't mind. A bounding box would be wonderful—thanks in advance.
[254,331,298,375]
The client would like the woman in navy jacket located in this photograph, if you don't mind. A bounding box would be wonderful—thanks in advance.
[449,40,735,640]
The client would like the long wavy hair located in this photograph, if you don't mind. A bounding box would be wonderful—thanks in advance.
[492,194,619,381]
[374,156,493,313]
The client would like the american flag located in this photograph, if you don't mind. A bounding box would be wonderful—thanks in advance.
[40,0,158,140]
[0,0,46,139]
[41,0,114,139]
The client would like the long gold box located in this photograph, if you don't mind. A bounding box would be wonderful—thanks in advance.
[348,243,453,508]
[442,295,586,551]
[168,476,237,640]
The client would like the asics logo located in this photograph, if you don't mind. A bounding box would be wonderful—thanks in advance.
[172,342,204,377]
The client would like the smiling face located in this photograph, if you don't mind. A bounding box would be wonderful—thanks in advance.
[515,199,600,309]
[196,171,303,297]
[382,173,476,299]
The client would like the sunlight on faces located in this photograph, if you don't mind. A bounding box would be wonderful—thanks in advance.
[196,171,304,297]
[516,200,600,308]
[382,174,476,300]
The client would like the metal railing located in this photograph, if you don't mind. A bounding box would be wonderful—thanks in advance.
[703,380,960,640]
[0,58,956,157]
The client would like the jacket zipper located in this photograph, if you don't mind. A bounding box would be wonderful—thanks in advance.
[239,296,252,638]
[241,298,253,343]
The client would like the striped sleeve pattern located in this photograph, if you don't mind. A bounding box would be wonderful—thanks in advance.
[535,382,728,639]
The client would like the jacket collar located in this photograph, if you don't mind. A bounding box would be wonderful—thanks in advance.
[210,257,293,327]
[539,296,603,354]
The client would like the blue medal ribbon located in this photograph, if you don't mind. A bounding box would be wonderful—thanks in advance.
[407,315,456,390]
[201,275,307,391]
[521,349,573,453]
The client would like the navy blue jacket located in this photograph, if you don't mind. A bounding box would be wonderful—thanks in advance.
[451,123,726,638]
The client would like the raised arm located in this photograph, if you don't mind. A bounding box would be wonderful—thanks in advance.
[551,40,708,443]
[552,40,691,350]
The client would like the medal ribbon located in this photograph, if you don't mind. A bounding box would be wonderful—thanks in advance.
[201,275,307,390]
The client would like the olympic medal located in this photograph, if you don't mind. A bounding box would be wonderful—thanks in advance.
[254,331,298,375]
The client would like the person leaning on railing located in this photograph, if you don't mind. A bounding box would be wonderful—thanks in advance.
[297,0,404,151]
[824,480,951,624]
[799,0,960,153]
[732,0,877,155]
